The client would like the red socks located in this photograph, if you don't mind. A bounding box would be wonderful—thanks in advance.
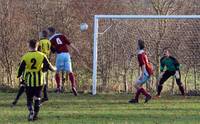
[135,87,150,100]
[55,73,60,89]
[55,72,76,89]
[140,87,150,97]
[69,72,76,88]
[135,89,141,100]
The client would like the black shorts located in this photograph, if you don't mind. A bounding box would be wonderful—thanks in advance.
[26,86,43,100]
[159,70,182,85]
[20,80,26,87]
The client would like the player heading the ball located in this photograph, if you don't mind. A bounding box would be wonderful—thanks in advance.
[47,27,79,95]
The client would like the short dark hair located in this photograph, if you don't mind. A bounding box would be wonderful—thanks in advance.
[47,27,55,33]
[29,39,38,49]
[42,30,48,38]
[138,39,145,50]
[162,47,170,52]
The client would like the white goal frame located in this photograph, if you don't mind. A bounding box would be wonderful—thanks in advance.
[92,15,200,95]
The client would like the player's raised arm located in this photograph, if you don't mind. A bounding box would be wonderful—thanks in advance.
[69,43,80,55]
[61,34,80,55]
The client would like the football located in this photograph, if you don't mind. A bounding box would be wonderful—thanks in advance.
[80,23,88,31]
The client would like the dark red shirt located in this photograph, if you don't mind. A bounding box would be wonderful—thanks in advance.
[138,50,149,67]
[49,33,71,53]
[138,50,153,75]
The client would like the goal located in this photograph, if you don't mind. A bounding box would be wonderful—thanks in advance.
[92,15,200,95]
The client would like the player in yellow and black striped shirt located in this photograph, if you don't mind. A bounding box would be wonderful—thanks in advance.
[11,31,52,107]
[38,30,51,57]
[17,39,56,121]
[38,30,51,103]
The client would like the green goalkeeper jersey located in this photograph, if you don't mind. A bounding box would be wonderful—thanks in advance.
[160,56,180,72]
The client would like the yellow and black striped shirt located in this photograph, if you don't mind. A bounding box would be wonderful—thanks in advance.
[17,51,54,87]
[38,39,51,57]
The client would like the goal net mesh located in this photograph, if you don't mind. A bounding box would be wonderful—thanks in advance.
[96,19,200,93]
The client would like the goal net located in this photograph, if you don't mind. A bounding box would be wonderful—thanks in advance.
[92,15,200,95]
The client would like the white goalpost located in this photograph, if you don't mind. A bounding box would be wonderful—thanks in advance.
[92,15,200,95]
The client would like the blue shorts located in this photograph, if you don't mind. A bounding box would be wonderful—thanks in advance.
[136,69,150,84]
[56,53,72,72]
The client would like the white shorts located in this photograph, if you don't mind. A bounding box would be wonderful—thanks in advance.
[136,68,150,84]
[56,53,72,72]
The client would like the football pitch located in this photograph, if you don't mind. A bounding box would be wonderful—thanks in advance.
[0,92,200,124]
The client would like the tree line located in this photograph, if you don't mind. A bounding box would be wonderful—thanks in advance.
[0,0,199,93]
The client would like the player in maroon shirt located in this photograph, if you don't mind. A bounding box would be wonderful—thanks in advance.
[47,27,79,95]
[129,39,153,104]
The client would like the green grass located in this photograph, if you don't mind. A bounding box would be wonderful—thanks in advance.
[0,92,200,124]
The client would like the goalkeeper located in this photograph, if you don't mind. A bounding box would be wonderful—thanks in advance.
[155,48,185,98]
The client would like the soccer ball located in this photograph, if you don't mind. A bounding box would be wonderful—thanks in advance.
[80,23,88,31]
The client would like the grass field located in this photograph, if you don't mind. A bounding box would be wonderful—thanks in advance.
[0,92,200,124]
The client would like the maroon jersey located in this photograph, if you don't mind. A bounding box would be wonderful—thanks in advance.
[138,50,153,75]
[49,33,71,53]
